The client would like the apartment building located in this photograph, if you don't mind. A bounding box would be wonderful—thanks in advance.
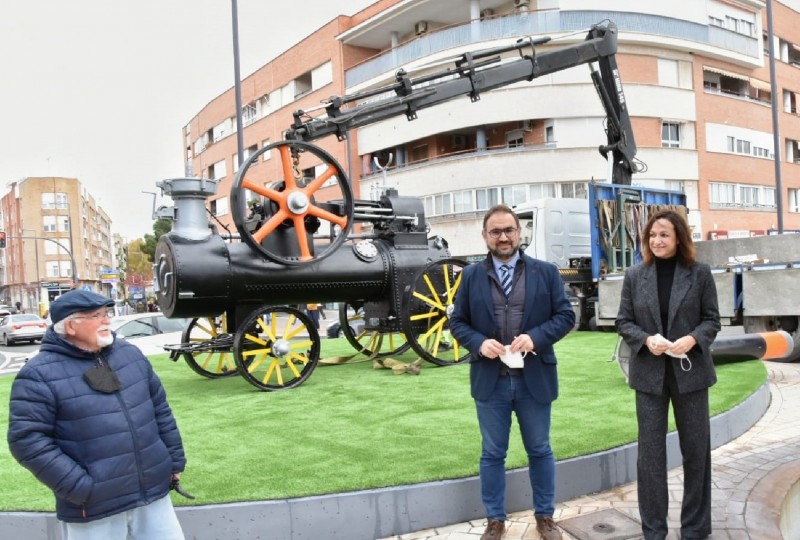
[0,177,114,314]
[185,0,800,258]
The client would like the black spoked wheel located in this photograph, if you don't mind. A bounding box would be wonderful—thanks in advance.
[230,140,354,265]
[401,258,470,366]
[233,305,320,391]
[182,316,238,378]
[338,302,410,358]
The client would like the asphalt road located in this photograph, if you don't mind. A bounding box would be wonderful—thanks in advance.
[0,342,38,377]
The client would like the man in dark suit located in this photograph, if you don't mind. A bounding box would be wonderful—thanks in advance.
[450,204,575,540]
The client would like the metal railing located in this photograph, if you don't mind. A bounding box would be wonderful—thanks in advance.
[346,10,759,88]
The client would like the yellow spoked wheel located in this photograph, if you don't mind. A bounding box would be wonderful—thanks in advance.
[182,315,238,378]
[401,258,470,366]
[230,140,353,265]
[233,305,320,391]
[338,302,411,358]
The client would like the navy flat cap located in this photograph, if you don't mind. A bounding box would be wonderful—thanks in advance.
[50,290,115,324]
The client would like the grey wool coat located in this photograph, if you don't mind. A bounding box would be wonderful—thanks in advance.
[616,260,721,395]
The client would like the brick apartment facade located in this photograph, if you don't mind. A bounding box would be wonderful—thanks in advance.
[184,0,800,258]
[0,177,114,314]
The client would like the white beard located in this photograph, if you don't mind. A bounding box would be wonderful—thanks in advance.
[97,333,114,348]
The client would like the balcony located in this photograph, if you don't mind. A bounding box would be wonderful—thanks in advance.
[346,10,760,88]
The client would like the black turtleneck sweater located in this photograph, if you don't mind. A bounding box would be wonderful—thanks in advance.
[655,255,678,335]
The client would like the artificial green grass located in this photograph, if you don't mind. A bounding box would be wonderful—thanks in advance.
[0,332,767,511]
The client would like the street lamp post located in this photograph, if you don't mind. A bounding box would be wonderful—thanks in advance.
[10,234,77,292]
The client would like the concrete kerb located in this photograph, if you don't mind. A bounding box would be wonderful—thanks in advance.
[0,382,770,540]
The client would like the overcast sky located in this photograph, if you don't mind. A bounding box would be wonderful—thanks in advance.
[0,0,372,241]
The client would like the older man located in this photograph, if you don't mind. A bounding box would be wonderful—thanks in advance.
[7,290,187,540]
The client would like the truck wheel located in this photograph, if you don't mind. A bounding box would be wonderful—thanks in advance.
[743,316,800,362]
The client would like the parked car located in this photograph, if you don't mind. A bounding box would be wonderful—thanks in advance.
[0,314,48,345]
[110,313,190,356]
[0,305,20,316]
[326,319,366,339]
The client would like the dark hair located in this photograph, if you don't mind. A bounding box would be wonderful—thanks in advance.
[482,204,520,230]
[641,209,696,266]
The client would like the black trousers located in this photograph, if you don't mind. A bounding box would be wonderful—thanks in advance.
[635,365,712,540]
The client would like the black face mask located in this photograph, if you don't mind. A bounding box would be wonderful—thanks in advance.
[83,364,121,393]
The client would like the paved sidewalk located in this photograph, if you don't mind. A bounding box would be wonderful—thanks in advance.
[382,361,800,540]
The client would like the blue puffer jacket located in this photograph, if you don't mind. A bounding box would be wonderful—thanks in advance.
[7,328,186,522]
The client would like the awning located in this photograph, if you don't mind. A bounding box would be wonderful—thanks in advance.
[749,77,771,91]
[703,65,749,81]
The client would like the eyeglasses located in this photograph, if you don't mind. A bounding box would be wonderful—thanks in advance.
[486,227,519,239]
[72,308,114,321]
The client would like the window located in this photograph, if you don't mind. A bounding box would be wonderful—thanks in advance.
[59,216,70,232]
[212,118,233,142]
[709,182,777,209]
[60,261,72,277]
[294,72,312,98]
[740,185,759,207]
[545,125,555,144]
[424,197,433,216]
[311,61,333,89]
[41,192,68,210]
[530,183,557,199]
[710,182,736,205]
[269,89,282,112]
[46,262,60,277]
[502,185,527,206]
[233,145,258,172]
[506,130,524,148]
[44,239,70,256]
[453,191,474,213]
[561,182,589,199]
[262,139,272,161]
[208,159,227,180]
[43,216,57,232]
[789,188,800,213]
[210,196,229,216]
[662,122,680,148]
[410,144,429,163]
[657,58,680,87]
[434,194,451,215]
[476,188,499,210]
[242,103,258,127]
[737,140,751,154]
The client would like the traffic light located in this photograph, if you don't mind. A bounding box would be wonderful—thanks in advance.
[0,231,6,249]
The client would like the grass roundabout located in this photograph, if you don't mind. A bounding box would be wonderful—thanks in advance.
[0,332,767,511]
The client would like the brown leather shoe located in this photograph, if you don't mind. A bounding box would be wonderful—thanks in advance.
[535,516,562,540]
[480,518,505,540]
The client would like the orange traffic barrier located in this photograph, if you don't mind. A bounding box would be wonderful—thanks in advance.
[709,330,795,363]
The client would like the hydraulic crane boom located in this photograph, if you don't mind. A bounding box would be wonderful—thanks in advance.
[286,21,637,185]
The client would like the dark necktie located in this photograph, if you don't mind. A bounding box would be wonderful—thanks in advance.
[500,264,512,297]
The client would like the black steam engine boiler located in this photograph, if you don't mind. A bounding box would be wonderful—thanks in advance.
[153,143,468,391]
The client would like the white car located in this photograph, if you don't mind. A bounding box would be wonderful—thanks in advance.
[110,313,190,356]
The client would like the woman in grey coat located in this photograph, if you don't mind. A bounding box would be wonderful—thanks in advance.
[616,210,720,540]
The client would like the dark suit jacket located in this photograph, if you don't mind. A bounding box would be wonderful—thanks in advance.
[615,260,720,395]
[450,252,575,402]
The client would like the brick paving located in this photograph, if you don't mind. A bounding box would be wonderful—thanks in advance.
[381,362,800,540]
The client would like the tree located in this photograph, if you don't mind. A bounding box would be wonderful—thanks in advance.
[141,219,172,262]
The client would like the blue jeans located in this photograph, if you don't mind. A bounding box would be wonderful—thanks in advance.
[60,494,184,540]
[475,374,555,520]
